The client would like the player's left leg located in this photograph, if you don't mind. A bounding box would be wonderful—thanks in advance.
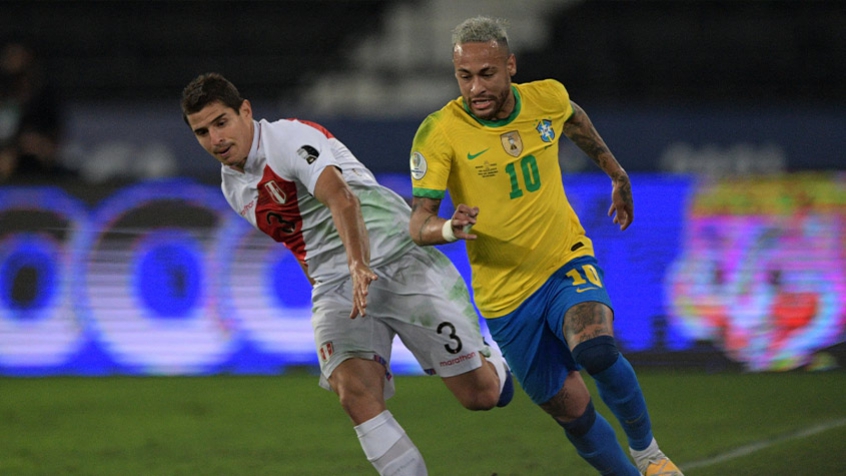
[441,345,513,410]
[375,245,513,410]
[566,303,653,451]
[566,302,683,475]
[551,256,683,475]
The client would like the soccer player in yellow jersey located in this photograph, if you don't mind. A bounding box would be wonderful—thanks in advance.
[409,16,683,476]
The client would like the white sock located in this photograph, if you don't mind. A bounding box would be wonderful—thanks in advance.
[630,437,664,471]
[355,410,427,476]
[481,344,509,395]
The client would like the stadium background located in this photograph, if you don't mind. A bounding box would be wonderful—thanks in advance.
[1,0,845,377]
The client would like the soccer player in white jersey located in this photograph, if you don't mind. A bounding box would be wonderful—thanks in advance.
[181,73,512,476]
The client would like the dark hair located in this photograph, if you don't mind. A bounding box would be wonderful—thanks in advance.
[180,73,244,124]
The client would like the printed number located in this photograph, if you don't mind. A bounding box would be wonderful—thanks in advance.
[505,155,542,199]
[565,265,603,287]
[437,322,463,355]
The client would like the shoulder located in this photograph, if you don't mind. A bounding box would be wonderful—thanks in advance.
[262,118,336,157]
[515,80,572,119]
[263,117,328,139]
[414,97,467,140]
[516,79,569,100]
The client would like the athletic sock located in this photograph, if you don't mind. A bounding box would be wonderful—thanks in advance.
[355,410,427,476]
[592,354,654,451]
[630,437,666,473]
[483,344,513,407]
[560,402,640,476]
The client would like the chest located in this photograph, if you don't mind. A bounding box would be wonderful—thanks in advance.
[450,119,562,198]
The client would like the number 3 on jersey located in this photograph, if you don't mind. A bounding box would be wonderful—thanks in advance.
[505,155,541,199]
[566,264,603,289]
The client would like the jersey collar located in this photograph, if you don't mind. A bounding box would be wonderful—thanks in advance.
[463,85,521,127]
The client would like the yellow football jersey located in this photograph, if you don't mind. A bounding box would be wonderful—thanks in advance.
[410,79,595,318]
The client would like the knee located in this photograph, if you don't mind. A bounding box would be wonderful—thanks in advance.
[458,384,500,411]
[572,335,620,375]
[336,380,374,412]
[558,400,597,437]
[330,365,385,419]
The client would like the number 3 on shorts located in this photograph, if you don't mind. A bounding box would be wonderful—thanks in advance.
[437,322,463,354]
[565,264,603,288]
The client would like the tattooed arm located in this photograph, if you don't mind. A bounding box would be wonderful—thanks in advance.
[562,101,634,230]
[409,196,478,246]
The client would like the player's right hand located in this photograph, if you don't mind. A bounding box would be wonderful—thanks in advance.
[349,262,378,319]
[451,204,480,240]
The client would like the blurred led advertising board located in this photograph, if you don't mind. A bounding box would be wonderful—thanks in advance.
[1,174,844,376]
[665,174,846,370]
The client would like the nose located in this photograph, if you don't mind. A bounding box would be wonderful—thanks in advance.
[469,76,484,94]
[209,127,224,145]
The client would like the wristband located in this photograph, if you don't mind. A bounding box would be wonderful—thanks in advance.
[441,219,458,242]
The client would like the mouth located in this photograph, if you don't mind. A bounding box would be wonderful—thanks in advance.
[471,97,495,113]
[216,145,233,160]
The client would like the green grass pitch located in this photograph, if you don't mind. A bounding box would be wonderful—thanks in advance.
[2,369,844,475]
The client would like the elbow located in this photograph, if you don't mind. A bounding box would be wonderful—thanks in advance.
[408,217,431,246]
[409,225,425,246]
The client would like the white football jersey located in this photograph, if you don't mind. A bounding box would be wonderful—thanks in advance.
[221,118,416,285]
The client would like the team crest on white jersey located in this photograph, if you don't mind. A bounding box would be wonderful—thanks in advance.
[297,145,319,164]
[501,131,523,157]
[410,151,428,180]
[264,181,287,204]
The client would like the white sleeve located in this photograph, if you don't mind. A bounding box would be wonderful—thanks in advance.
[263,119,341,194]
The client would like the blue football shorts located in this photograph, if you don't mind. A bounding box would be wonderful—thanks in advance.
[485,255,614,405]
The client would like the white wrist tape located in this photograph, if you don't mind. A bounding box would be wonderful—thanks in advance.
[441,219,458,242]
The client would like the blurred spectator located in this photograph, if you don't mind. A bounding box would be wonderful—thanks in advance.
[0,40,74,181]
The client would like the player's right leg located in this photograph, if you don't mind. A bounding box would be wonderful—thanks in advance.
[313,279,427,476]
[328,358,428,476]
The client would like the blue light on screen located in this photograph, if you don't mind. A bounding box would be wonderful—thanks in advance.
[0,174,843,375]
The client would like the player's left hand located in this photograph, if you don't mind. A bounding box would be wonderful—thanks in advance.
[349,262,378,319]
[608,175,634,230]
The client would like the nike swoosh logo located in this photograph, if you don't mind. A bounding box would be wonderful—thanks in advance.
[467,148,490,160]
[575,287,599,293]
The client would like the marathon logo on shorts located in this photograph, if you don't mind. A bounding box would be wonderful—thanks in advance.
[318,341,334,363]
[439,351,476,368]
[263,181,287,205]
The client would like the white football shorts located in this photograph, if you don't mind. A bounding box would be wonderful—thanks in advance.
[311,245,487,400]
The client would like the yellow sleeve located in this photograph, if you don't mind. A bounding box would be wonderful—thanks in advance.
[545,79,574,122]
[410,112,453,200]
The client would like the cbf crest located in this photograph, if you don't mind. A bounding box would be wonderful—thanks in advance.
[536,119,555,142]
[500,131,523,157]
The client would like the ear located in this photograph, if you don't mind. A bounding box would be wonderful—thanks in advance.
[507,53,517,77]
[241,99,253,119]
